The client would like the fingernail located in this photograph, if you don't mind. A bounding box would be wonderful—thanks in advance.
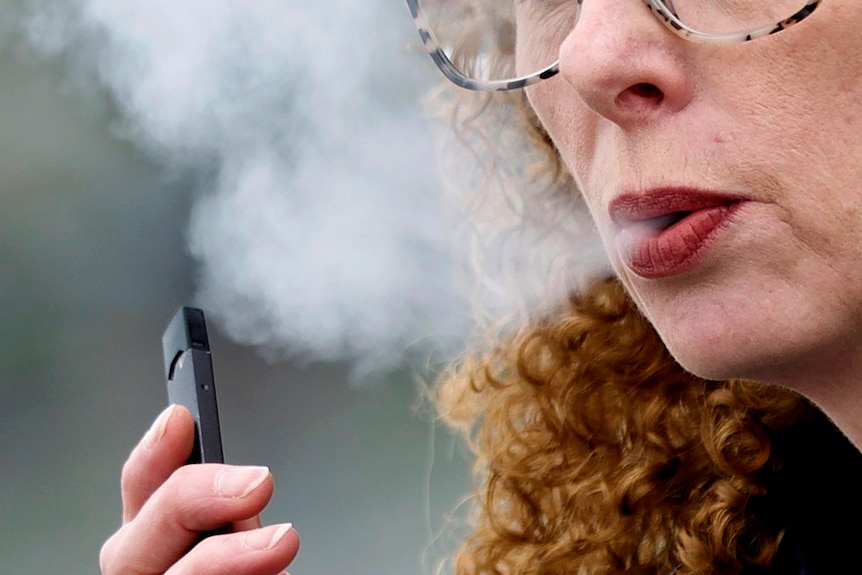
[216,466,270,498]
[144,405,176,450]
[244,523,294,551]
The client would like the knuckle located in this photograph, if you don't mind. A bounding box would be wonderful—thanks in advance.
[99,527,146,575]
[119,456,138,495]
[175,530,296,575]
[166,462,209,489]
[98,534,115,574]
[161,465,208,508]
[151,468,219,530]
[143,464,271,533]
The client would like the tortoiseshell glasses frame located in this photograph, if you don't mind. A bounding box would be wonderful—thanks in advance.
[404,0,823,92]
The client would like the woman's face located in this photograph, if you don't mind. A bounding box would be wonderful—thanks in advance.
[524,1,862,389]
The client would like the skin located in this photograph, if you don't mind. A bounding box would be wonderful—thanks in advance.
[523,0,862,448]
[100,405,300,575]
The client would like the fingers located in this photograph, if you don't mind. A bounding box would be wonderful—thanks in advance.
[121,404,195,523]
[105,463,276,574]
[101,521,300,575]
[164,524,300,575]
[234,515,263,532]
[103,406,300,575]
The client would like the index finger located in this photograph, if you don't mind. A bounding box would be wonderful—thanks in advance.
[121,404,195,523]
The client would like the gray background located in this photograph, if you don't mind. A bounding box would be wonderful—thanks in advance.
[0,3,472,573]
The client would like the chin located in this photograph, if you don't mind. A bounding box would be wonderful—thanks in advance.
[653,316,825,388]
[614,252,855,388]
[620,273,799,383]
[662,340,755,382]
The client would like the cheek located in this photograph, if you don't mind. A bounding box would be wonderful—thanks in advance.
[526,81,597,189]
[526,81,619,251]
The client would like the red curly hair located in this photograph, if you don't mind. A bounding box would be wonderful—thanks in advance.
[435,276,862,575]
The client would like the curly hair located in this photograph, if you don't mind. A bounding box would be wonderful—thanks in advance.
[436,277,862,575]
[426,4,862,573]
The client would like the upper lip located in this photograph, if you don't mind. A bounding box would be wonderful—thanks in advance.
[608,187,745,228]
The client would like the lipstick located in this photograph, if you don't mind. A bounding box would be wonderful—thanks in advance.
[609,189,744,279]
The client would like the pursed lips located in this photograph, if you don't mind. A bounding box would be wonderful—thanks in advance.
[608,188,746,278]
[608,188,743,231]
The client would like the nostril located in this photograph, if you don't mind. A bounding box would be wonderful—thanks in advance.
[631,83,663,100]
[616,82,665,110]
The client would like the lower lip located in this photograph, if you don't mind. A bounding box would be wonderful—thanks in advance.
[616,203,742,279]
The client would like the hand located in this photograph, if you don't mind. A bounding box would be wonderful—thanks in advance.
[100,405,300,575]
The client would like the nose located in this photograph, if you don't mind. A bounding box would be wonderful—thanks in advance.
[558,0,695,127]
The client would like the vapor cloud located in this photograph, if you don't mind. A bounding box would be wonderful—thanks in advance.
[15,0,469,372]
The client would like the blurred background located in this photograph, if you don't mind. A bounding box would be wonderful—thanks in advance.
[0,0,474,573]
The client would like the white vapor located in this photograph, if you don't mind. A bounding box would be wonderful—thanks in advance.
[16,0,470,371]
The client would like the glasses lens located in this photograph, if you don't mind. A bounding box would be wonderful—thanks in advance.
[419,0,576,84]
[668,0,813,35]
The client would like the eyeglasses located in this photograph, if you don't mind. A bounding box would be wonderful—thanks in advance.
[405,0,822,92]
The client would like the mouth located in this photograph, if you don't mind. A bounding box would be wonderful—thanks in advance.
[609,189,746,279]
[637,211,694,233]
[609,189,743,229]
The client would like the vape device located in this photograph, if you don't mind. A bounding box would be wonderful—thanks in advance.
[162,307,224,464]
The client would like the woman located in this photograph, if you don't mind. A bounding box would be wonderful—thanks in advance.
[100,1,862,574]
